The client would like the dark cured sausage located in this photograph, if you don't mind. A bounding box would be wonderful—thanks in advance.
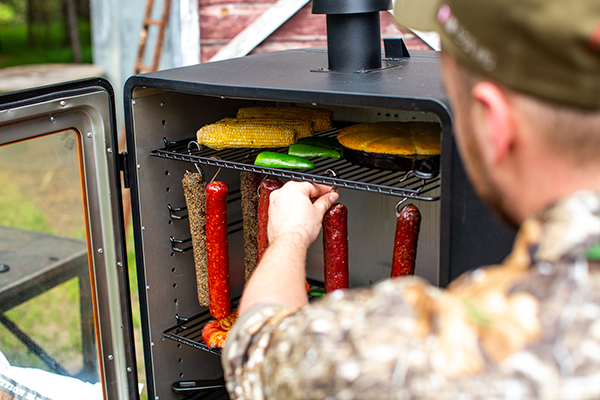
[257,178,284,263]
[323,203,349,293]
[206,181,230,319]
[391,204,421,278]
[240,171,261,282]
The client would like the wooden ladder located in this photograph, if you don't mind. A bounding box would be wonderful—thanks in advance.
[135,0,172,74]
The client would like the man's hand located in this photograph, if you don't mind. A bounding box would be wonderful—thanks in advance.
[238,181,338,314]
[268,181,339,248]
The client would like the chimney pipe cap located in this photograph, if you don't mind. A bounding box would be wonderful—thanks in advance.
[312,0,391,15]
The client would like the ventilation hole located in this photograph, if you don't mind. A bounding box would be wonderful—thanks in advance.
[174,299,178,304]
[165,171,170,176]
[173,283,177,288]
[178,359,183,363]
[166,187,171,192]
[168,220,173,225]
[171,252,175,257]
[162,120,166,125]
[172,268,176,272]
[177,344,182,348]
[179,373,184,378]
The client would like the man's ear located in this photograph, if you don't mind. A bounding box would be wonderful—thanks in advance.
[470,82,515,164]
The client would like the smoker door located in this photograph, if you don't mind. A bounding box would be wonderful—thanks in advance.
[0,79,138,400]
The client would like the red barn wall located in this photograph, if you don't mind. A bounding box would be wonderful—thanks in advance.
[199,0,432,62]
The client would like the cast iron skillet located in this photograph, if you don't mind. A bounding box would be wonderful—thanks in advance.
[342,146,440,180]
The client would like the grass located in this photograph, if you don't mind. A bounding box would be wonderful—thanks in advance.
[0,20,92,68]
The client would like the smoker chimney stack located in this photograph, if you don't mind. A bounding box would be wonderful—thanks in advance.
[312,0,392,73]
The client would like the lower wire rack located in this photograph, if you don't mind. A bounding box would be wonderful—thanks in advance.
[163,297,241,357]
[163,280,325,356]
[150,129,440,201]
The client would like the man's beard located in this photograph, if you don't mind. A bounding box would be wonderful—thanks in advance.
[460,124,520,230]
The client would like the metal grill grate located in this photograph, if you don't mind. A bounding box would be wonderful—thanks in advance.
[162,298,240,357]
[150,129,440,201]
[163,280,325,356]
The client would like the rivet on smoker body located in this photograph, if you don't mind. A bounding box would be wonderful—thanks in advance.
[127,367,132,372]
[108,355,113,360]
[50,116,55,122]
[107,148,112,154]
[87,132,92,138]
[117,262,123,267]
[132,100,137,105]
[160,102,165,107]
[98,248,103,254]
[137,164,141,169]
[60,101,66,107]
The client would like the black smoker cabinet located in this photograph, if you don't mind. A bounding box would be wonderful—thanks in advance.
[123,47,515,400]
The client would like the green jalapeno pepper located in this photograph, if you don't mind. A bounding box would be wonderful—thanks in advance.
[288,144,341,159]
[297,136,341,150]
[254,151,315,170]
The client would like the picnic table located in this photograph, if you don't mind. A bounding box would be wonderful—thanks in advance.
[0,226,97,381]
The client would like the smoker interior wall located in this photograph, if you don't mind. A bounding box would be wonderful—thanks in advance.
[128,89,444,399]
[306,188,440,287]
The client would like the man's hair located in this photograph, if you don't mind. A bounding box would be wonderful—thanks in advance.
[451,54,600,165]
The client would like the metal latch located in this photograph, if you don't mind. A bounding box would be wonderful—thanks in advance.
[118,152,130,189]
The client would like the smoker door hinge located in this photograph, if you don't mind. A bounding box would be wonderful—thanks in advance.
[118,152,130,189]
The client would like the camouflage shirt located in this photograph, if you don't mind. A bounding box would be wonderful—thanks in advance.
[222,190,600,400]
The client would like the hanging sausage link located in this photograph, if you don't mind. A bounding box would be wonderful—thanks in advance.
[256,178,284,263]
[240,171,261,282]
[182,172,209,306]
[206,180,231,320]
[323,203,349,293]
[391,204,421,278]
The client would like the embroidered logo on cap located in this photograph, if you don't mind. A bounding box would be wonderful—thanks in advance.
[437,3,498,72]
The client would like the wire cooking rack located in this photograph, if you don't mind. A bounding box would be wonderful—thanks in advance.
[150,129,440,201]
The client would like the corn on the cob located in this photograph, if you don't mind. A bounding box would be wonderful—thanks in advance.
[196,120,297,150]
[237,106,334,132]
[217,117,314,139]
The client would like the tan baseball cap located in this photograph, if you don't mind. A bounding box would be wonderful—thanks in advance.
[392,0,600,109]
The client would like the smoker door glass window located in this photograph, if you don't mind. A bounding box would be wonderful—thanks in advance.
[0,130,103,399]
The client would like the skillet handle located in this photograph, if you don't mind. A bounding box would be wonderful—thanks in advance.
[412,157,440,180]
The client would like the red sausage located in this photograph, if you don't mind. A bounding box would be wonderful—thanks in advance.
[391,204,421,278]
[206,181,230,319]
[257,178,284,263]
[323,203,349,293]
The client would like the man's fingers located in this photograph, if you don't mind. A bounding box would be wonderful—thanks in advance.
[293,181,332,200]
[272,180,338,212]
[312,190,339,215]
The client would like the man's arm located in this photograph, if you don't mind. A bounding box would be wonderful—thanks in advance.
[238,181,339,314]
